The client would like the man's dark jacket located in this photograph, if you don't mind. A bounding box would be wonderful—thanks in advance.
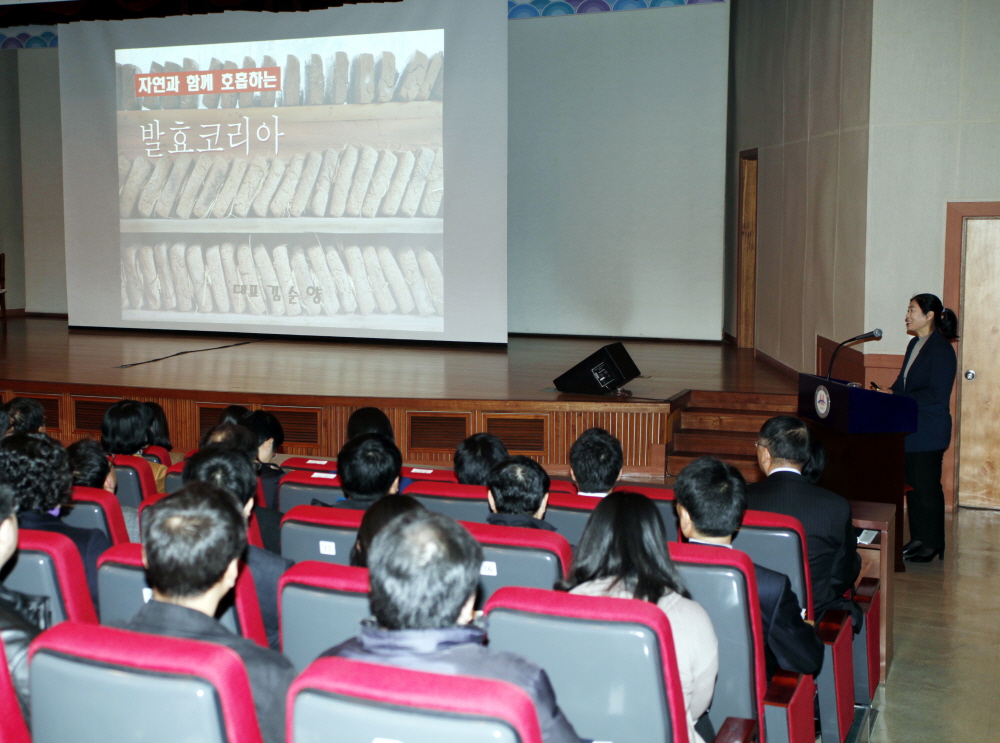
[18,510,111,606]
[754,563,824,680]
[323,623,580,743]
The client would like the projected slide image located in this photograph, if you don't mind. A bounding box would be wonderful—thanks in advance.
[115,30,443,332]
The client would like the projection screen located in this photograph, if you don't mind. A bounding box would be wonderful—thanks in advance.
[60,0,507,343]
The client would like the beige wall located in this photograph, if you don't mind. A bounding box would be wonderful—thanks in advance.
[0,53,26,311]
[727,0,872,372]
[866,0,1000,354]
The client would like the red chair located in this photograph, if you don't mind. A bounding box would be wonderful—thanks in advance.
[142,445,172,466]
[278,562,370,671]
[5,530,98,625]
[163,461,185,493]
[459,521,572,606]
[110,454,159,509]
[483,586,757,743]
[281,457,337,473]
[816,610,856,743]
[852,577,882,703]
[288,656,543,743]
[29,622,264,743]
[95,543,268,647]
[138,492,265,550]
[668,542,814,743]
[547,479,577,494]
[278,470,343,511]
[401,465,458,482]
[0,639,30,743]
[279,506,363,565]
[737,510,814,620]
[68,486,131,545]
[403,481,490,523]
[541,491,602,545]
[613,485,678,540]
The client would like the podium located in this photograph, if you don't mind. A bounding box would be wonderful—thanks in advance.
[797,374,917,572]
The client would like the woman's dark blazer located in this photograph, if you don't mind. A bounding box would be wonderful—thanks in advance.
[890,329,957,452]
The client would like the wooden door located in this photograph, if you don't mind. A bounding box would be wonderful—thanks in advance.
[736,151,758,349]
[957,217,1000,508]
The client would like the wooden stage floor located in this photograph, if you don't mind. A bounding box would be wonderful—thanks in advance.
[0,319,796,478]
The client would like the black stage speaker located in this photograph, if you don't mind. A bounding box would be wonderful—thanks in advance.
[553,342,640,395]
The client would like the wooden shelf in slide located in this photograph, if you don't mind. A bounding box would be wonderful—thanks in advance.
[120,218,443,234]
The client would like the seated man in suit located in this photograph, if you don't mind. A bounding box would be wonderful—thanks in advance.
[239,410,287,510]
[454,433,509,486]
[122,483,294,743]
[0,433,111,606]
[674,456,824,681]
[486,456,556,532]
[0,482,44,724]
[748,416,863,630]
[183,448,293,652]
[322,510,580,743]
[569,428,623,497]
[334,433,401,511]
[198,422,282,554]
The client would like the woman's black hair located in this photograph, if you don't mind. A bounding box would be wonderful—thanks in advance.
[801,439,826,484]
[911,293,959,340]
[240,410,285,450]
[142,402,172,450]
[561,491,690,602]
[347,407,394,441]
[101,400,153,455]
[218,405,251,427]
[349,495,426,568]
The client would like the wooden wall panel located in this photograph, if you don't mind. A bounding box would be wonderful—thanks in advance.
[0,381,670,480]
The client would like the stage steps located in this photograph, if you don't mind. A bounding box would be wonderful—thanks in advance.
[667,390,799,482]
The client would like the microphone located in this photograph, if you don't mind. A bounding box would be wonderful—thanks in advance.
[826,329,882,380]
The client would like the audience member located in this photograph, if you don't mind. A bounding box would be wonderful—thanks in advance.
[0,433,111,604]
[5,398,45,436]
[674,456,824,681]
[101,400,166,492]
[67,438,139,542]
[182,448,292,651]
[322,510,580,743]
[0,482,45,724]
[562,491,717,743]
[121,483,294,743]
[454,433,509,486]
[569,428,623,496]
[240,410,286,509]
[486,456,555,531]
[218,404,251,427]
[0,407,8,440]
[349,495,426,568]
[335,433,401,510]
[195,423,282,554]
[142,402,173,452]
[346,406,394,440]
[748,417,862,629]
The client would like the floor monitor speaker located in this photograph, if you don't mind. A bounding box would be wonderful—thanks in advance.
[553,342,640,395]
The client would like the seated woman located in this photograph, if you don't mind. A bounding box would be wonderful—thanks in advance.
[142,401,173,457]
[100,400,166,492]
[349,495,425,568]
[561,491,718,743]
[0,433,111,606]
[67,437,139,542]
[240,410,286,510]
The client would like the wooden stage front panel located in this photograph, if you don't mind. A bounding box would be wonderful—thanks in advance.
[0,320,795,478]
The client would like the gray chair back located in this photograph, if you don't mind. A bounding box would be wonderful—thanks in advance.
[31,650,226,743]
[672,555,759,732]
[293,689,521,743]
[164,470,183,493]
[62,503,111,542]
[279,481,344,511]
[113,466,144,510]
[487,597,673,743]
[280,566,370,671]
[410,494,490,524]
[3,549,67,624]
[540,505,591,545]
[281,519,358,565]
[734,517,810,616]
[476,543,563,607]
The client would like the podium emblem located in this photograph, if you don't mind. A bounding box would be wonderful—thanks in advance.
[814,385,831,419]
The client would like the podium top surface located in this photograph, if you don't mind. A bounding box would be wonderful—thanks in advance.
[797,374,917,435]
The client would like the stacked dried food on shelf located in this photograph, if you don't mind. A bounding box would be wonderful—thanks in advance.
[119,146,443,220]
[121,242,443,318]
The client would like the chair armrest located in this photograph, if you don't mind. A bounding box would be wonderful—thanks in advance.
[713,717,758,743]
[764,670,817,743]
[852,576,880,606]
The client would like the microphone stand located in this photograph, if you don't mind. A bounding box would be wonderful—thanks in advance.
[826,331,881,380]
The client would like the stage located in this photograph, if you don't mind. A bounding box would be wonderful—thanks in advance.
[0,319,796,479]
